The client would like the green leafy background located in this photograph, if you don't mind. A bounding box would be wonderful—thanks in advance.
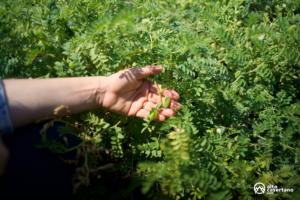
[1,0,300,199]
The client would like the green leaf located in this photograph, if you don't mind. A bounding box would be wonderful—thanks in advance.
[94,137,102,144]
[145,150,150,157]
[151,150,156,157]
[157,150,162,157]
[201,138,207,146]
[25,49,40,65]
[118,134,124,139]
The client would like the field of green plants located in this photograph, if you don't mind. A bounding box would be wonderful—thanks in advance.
[1,0,300,199]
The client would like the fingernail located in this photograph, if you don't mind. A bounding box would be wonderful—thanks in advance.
[172,94,180,100]
[173,102,180,106]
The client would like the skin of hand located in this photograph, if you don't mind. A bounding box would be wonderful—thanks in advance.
[0,136,10,177]
[3,65,180,130]
[1,65,180,176]
[101,65,181,121]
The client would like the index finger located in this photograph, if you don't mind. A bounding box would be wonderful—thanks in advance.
[130,65,162,80]
[148,80,180,100]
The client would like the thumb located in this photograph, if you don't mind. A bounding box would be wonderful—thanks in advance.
[133,65,162,80]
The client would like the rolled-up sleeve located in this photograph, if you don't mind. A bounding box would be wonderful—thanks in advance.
[0,78,13,135]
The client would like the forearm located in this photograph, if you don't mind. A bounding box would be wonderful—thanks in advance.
[2,76,105,130]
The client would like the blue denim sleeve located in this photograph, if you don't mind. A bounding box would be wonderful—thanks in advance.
[0,78,13,135]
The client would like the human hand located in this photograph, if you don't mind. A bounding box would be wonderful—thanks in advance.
[100,65,181,121]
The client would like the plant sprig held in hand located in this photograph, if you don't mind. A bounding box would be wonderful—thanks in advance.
[141,81,171,133]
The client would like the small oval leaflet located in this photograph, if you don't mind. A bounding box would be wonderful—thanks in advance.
[235,71,241,78]
[149,111,158,121]
[288,25,297,32]
[163,96,170,108]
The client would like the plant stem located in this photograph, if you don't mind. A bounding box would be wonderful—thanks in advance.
[154,81,162,104]
[231,62,265,85]
[280,143,294,150]
[63,140,87,153]
[84,146,90,187]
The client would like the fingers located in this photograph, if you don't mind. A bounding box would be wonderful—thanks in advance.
[148,80,180,100]
[131,65,162,80]
[147,93,181,110]
[142,101,176,117]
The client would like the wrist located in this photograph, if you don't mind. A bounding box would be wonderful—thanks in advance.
[89,76,107,109]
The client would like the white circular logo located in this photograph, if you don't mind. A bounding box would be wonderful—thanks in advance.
[254,182,265,194]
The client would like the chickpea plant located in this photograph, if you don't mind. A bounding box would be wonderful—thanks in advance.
[2,0,300,199]
[142,81,171,133]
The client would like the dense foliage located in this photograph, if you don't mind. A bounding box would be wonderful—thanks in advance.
[1,0,300,199]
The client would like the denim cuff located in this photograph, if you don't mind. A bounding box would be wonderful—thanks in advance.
[0,78,13,135]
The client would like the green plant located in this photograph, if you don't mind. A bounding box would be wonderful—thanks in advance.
[142,81,174,133]
[2,0,300,199]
